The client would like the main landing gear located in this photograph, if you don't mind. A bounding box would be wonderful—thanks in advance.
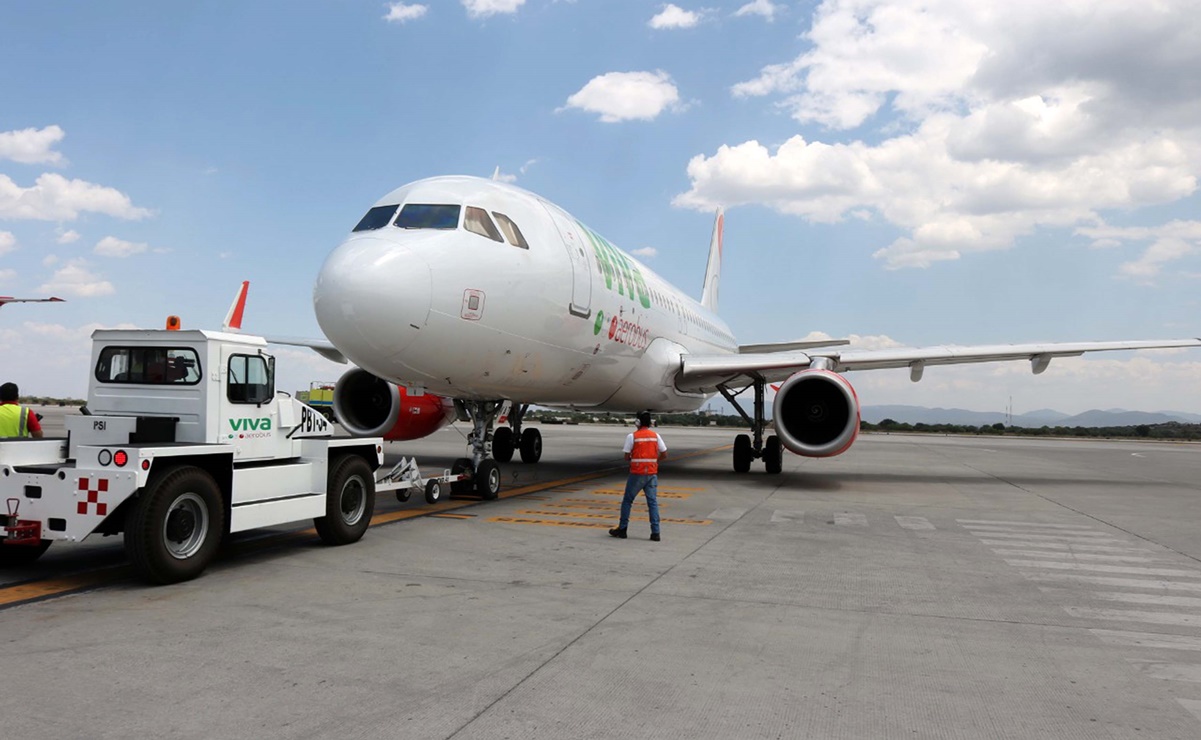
[449,400,543,501]
[719,378,783,475]
[490,403,542,465]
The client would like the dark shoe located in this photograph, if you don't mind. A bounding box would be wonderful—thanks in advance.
[650,533,661,542]
[609,527,627,539]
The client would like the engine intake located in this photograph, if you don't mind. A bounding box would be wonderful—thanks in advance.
[332,368,454,441]
[334,368,400,436]
[772,369,860,457]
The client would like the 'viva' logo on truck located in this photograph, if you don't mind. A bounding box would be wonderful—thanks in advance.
[230,417,273,431]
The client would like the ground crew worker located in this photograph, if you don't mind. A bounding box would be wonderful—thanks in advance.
[610,411,667,542]
[0,382,43,438]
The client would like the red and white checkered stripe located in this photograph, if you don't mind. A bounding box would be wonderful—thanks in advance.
[77,477,109,516]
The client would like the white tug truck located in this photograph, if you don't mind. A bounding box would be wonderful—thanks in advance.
[0,321,393,584]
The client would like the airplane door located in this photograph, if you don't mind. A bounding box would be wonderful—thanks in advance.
[542,203,592,319]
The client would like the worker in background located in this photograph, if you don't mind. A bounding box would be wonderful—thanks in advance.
[0,382,44,438]
[610,411,667,542]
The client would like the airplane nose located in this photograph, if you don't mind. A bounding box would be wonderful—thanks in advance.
[313,237,432,363]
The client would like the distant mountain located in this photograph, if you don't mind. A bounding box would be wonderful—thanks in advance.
[1058,410,1183,427]
[862,405,1199,427]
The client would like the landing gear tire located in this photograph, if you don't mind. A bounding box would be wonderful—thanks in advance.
[451,458,474,494]
[476,459,501,499]
[764,435,783,474]
[733,434,753,474]
[0,539,52,566]
[315,455,375,546]
[424,479,444,505]
[520,427,542,464]
[125,466,225,585]
[493,427,515,463]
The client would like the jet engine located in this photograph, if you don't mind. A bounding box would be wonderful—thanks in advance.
[771,369,861,458]
[332,368,456,441]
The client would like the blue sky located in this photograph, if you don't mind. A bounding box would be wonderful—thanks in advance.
[2,0,1200,414]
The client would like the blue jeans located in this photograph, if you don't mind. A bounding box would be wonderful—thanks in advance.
[620,473,660,535]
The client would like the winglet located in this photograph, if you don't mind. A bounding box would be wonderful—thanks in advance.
[223,281,249,331]
[700,207,724,312]
[491,166,502,182]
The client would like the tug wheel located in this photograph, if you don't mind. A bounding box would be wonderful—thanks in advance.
[125,466,224,584]
[315,455,375,546]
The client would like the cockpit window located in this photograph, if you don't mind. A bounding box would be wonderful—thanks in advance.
[352,205,399,232]
[394,204,461,230]
[492,212,529,249]
[464,206,503,242]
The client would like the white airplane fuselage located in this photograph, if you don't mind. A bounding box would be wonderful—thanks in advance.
[314,176,736,412]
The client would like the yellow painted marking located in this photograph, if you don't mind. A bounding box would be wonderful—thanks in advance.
[589,490,691,499]
[518,510,710,525]
[0,444,731,609]
[430,513,474,520]
[535,502,638,511]
[488,517,612,529]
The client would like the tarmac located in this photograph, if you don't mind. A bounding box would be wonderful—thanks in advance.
[5,410,1201,738]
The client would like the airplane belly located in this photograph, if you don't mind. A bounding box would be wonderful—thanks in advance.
[397,308,625,404]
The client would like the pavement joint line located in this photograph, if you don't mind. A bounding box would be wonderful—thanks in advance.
[943,451,1201,567]
[0,443,731,610]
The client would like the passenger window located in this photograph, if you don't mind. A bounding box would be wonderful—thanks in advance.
[352,205,399,232]
[227,354,275,405]
[492,212,529,249]
[394,204,461,230]
[464,206,503,242]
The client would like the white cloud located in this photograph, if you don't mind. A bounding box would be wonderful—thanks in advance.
[734,0,780,21]
[0,231,15,256]
[649,4,701,29]
[0,173,152,221]
[1076,220,1201,283]
[38,259,115,297]
[0,268,14,283]
[462,0,525,18]
[679,0,1201,270]
[56,228,80,244]
[94,236,149,258]
[631,246,658,258]
[384,3,428,23]
[43,255,59,267]
[562,70,683,123]
[0,125,66,165]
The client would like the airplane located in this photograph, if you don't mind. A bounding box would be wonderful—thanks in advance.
[0,296,64,309]
[273,175,1201,498]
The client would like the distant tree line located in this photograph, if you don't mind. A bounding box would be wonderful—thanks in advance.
[18,396,86,407]
[863,419,1201,441]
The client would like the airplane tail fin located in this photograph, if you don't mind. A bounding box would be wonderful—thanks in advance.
[700,207,724,312]
[222,281,249,332]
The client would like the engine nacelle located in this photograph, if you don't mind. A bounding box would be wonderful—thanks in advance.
[772,369,860,458]
[333,368,456,441]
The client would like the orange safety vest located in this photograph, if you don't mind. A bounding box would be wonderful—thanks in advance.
[629,428,661,475]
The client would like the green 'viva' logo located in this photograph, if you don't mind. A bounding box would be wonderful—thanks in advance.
[230,417,272,431]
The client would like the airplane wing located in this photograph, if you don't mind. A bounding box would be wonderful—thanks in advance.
[265,336,349,365]
[738,338,850,354]
[0,296,65,308]
[679,338,1201,391]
